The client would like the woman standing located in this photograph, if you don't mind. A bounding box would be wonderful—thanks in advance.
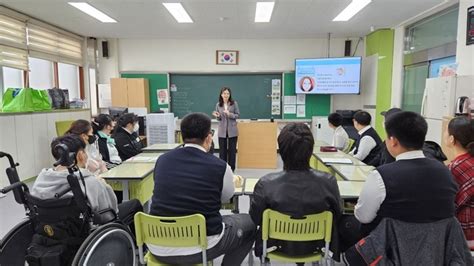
[446,117,474,250]
[213,87,240,171]
[92,114,122,169]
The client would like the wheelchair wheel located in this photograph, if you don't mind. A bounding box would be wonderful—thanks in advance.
[0,219,34,266]
[72,223,136,266]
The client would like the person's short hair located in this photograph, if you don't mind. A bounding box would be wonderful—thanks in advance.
[51,134,86,161]
[448,117,474,156]
[181,113,211,145]
[117,113,138,128]
[278,123,314,171]
[381,107,402,122]
[353,111,371,126]
[328,113,343,127]
[385,111,427,150]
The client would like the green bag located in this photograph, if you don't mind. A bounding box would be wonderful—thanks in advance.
[2,88,52,112]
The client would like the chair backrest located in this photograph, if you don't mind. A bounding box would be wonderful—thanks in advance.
[134,212,207,249]
[343,138,355,153]
[262,209,333,243]
[55,120,75,136]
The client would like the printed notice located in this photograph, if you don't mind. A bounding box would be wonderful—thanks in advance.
[297,105,306,118]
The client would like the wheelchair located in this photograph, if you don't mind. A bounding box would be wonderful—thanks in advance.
[0,147,137,266]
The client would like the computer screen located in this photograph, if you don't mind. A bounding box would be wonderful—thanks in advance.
[109,107,128,120]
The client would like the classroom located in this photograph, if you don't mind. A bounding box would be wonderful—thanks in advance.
[0,0,473,265]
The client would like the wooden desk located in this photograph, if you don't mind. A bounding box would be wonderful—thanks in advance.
[142,143,181,153]
[100,163,154,201]
[237,122,278,169]
[330,165,374,182]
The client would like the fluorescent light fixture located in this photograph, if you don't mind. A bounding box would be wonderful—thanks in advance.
[68,2,117,23]
[333,0,371,22]
[162,3,193,23]
[255,2,275,23]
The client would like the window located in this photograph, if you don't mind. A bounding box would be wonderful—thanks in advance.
[405,7,459,53]
[28,57,54,89]
[2,66,23,91]
[402,63,429,113]
[58,62,80,100]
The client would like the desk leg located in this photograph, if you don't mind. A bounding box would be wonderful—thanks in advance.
[122,180,129,201]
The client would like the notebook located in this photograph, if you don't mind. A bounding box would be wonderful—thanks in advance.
[320,157,353,164]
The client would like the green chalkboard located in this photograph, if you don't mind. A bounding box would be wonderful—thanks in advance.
[170,74,282,119]
[121,73,169,112]
[283,72,331,119]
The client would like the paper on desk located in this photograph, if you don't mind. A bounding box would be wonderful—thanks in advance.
[126,157,157,163]
[320,158,352,164]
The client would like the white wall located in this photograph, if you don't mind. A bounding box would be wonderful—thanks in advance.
[456,0,474,76]
[117,38,364,73]
[97,37,365,111]
[97,38,120,84]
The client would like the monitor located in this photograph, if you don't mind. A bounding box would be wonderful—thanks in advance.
[295,57,362,94]
[109,107,128,120]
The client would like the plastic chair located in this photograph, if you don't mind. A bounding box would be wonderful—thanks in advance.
[55,120,75,136]
[343,138,355,153]
[261,209,333,265]
[134,212,210,266]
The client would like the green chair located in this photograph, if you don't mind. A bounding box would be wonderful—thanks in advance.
[55,120,75,136]
[343,138,355,153]
[134,212,211,266]
[261,209,333,265]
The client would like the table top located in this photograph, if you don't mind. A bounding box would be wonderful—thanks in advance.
[124,152,163,163]
[243,177,365,199]
[100,163,154,180]
[314,140,330,147]
[313,150,366,166]
[142,143,181,152]
[330,165,374,182]
[337,181,365,199]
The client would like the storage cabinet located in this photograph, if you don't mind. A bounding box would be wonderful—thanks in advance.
[111,78,150,111]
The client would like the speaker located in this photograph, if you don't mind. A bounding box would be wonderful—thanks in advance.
[344,40,351,57]
[102,41,109,58]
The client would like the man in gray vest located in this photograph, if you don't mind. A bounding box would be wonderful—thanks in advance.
[354,111,458,234]
[149,112,256,265]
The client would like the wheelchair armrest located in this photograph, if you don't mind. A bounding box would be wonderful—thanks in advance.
[93,208,118,225]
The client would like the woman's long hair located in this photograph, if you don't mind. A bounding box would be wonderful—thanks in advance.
[218,87,234,107]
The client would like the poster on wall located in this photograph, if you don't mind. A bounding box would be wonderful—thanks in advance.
[467,6,474,45]
[157,89,169,105]
[271,79,281,115]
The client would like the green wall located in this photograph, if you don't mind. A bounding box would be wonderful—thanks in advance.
[282,72,331,119]
[120,73,169,112]
[365,29,394,139]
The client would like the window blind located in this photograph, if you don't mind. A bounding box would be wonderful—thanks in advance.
[27,23,83,65]
[0,14,27,49]
[0,44,28,70]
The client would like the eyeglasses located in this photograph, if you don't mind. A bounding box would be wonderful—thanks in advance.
[209,130,215,136]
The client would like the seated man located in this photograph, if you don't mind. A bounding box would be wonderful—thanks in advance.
[249,123,342,260]
[375,108,402,165]
[349,110,382,166]
[328,112,350,151]
[354,111,458,234]
[149,113,255,265]
[113,113,144,161]
[31,134,142,228]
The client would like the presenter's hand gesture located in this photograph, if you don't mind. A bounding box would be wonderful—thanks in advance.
[224,110,230,116]
[212,111,220,118]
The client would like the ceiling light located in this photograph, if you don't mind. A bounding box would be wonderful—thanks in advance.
[68,2,117,23]
[255,2,275,23]
[163,3,193,23]
[333,0,371,22]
